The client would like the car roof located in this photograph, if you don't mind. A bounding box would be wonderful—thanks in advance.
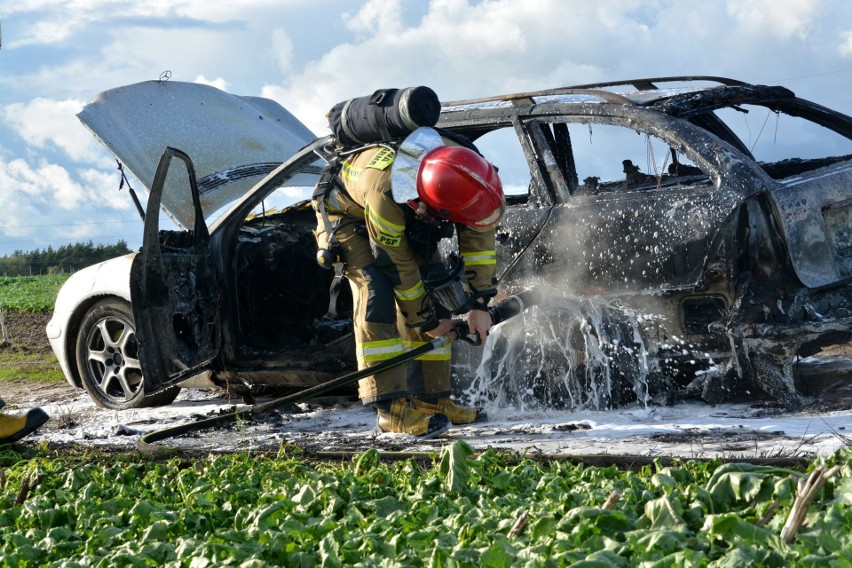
[438,75,852,155]
[440,75,789,115]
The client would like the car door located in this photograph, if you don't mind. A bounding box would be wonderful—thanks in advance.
[447,121,559,286]
[769,163,852,288]
[130,147,220,395]
[516,116,742,294]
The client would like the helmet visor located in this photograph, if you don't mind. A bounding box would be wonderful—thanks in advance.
[391,127,445,204]
[468,200,505,232]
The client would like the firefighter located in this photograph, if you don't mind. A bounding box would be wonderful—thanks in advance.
[0,398,49,443]
[315,127,505,437]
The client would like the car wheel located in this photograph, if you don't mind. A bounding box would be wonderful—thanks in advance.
[75,298,180,410]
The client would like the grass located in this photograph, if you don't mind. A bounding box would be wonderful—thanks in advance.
[0,350,64,383]
[0,274,66,383]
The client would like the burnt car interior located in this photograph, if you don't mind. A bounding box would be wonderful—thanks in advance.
[232,199,353,366]
[539,121,715,195]
[655,89,852,179]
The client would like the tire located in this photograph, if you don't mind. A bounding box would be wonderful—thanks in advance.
[75,298,180,410]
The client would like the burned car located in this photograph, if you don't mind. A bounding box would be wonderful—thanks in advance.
[47,76,852,410]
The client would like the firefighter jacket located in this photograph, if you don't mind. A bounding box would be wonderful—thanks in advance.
[325,145,498,330]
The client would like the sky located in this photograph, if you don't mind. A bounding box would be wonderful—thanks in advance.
[0,0,851,262]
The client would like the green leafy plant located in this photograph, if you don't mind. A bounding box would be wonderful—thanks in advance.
[0,274,69,313]
[0,443,848,566]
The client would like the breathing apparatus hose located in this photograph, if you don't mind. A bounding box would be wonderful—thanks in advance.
[136,288,540,453]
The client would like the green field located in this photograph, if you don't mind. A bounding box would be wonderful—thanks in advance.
[0,443,849,566]
[0,274,66,381]
[0,274,68,313]
[0,350,62,383]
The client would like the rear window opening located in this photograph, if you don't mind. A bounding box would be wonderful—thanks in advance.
[713,104,852,180]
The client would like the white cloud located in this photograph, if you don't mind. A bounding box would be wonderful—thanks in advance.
[261,0,659,132]
[727,0,817,40]
[2,0,315,47]
[840,30,852,57]
[1,98,103,162]
[0,156,137,250]
[271,28,294,73]
[194,75,231,91]
[344,0,404,37]
[258,0,852,137]
[0,153,129,211]
[0,163,45,240]
[78,167,134,211]
[1,158,86,209]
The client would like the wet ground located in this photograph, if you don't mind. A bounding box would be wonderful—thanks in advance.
[6,360,849,460]
[2,310,850,460]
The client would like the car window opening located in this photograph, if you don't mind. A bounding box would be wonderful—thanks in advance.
[461,126,533,204]
[538,121,713,195]
[712,104,852,180]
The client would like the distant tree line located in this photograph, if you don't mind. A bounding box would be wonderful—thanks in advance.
[0,240,132,276]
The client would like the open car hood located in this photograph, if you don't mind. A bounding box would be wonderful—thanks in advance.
[78,80,317,229]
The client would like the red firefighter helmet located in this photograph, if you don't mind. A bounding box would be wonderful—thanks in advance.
[416,145,505,229]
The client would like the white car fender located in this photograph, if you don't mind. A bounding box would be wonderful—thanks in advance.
[46,253,136,387]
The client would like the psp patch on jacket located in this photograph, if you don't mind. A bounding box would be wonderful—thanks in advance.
[377,232,401,247]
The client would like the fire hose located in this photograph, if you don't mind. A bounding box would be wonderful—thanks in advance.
[136,289,540,452]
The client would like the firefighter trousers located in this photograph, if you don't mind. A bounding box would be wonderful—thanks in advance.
[335,221,452,404]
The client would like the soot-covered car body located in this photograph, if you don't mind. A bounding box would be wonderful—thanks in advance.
[48,76,852,410]
[444,78,852,410]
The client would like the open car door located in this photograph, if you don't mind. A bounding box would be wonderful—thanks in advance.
[78,80,318,396]
[130,147,220,395]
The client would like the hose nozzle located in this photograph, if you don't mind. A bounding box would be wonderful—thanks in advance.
[452,288,541,345]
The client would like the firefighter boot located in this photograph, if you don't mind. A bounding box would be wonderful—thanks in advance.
[0,407,49,444]
[377,399,450,438]
[412,397,487,425]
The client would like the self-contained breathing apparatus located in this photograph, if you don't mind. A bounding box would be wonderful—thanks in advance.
[314,85,443,272]
[311,157,347,271]
[310,150,356,322]
[312,86,481,320]
[327,86,440,148]
[311,148,472,320]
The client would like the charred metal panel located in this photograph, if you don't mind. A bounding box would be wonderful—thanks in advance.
[681,296,727,333]
[768,161,852,288]
[650,86,796,117]
[131,245,219,388]
[131,148,220,395]
[494,205,553,285]
[535,184,732,293]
